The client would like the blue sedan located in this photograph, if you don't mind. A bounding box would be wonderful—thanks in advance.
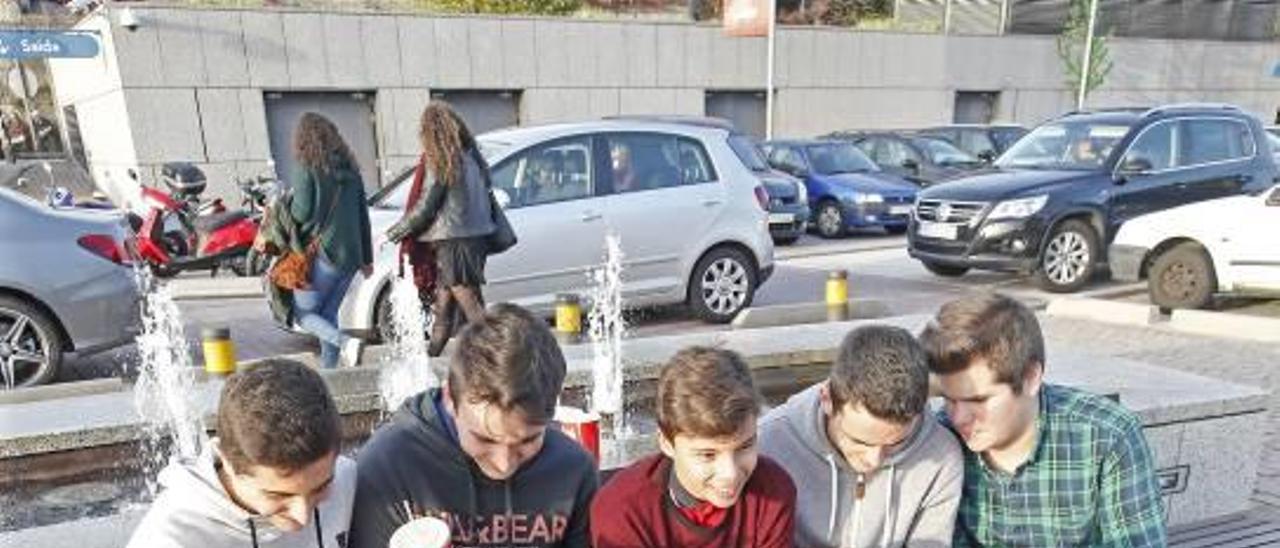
[761,139,918,238]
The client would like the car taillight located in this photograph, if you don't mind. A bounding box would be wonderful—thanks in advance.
[78,234,131,265]
[753,186,770,211]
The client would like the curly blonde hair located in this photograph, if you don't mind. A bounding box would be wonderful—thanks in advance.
[292,112,358,176]
[419,101,481,186]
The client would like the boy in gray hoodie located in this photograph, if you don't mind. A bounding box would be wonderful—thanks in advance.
[759,325,963,548]
[126,358,357,548]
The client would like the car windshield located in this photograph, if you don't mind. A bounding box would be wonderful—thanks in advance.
[373,138,509,210]
[804,143,878,175]
[990,127,1028,150]
[728,135,770,172]
[996,121,1132,170]
[911,137,980,165]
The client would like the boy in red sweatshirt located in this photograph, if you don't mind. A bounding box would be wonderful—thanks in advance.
[590,346,796,548]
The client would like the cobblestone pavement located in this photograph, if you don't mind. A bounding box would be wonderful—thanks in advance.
[1041,316,1280,512]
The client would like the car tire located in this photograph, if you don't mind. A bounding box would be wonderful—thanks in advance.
[885,226,908,235]
[1035,219,1099,293]
[773,234,800,246]
[815,201,845,239]
[922,261,969,277]
[688,246,758,324]
[1148,242,1216,311]
[373,284,434,345]
[0,295,64,388]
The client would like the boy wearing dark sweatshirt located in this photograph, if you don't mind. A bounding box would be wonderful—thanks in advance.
[759,325,964,548]
[590,347,796,548]
[348,304,599,548]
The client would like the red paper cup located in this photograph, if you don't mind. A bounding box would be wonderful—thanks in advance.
[389,516,451,548]
[555,406,601,461]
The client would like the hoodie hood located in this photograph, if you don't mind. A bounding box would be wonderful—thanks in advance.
[126,441,357,548]
[759,384,964,548]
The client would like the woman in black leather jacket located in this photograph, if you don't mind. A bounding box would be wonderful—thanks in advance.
[385,102,494,356]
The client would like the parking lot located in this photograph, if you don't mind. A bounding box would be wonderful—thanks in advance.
[48,229,1280,386]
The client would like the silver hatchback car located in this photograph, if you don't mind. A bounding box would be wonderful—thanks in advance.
[0,188,141,387]
[338,119,776,341]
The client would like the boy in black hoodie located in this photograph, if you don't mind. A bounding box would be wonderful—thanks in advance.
[349,303,599,548]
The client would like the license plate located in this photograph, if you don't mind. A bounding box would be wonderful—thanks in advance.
[889,205,912,216]
[768,213,795,224]
[917,221,957,240]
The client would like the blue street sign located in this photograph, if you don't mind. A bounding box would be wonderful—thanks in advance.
[1273,62,1280,78]
[0,31,100,60]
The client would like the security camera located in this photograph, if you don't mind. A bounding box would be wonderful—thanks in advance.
[117,8,140,31]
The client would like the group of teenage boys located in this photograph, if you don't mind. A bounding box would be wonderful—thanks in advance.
[127,293,1167,548]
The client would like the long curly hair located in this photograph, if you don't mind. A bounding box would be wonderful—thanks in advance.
[293,112,358,176]
[419,101,480,186]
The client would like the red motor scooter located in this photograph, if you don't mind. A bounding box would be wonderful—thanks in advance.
[131,162,271,278]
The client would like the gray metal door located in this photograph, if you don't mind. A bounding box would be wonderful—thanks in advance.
[953,91,999,124]
[706,91,766,139]
[430,90,520,135]
[265,91,380,190]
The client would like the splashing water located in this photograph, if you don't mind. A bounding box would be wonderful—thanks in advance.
[588,233,626,420]
[378,260,437,413]
[131,267,207,494]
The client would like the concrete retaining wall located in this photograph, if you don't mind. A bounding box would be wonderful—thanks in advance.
[52,6,1280,206]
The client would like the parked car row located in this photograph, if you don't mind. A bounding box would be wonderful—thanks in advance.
[905,103,1278,294]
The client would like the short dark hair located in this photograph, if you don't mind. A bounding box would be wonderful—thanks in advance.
[448,303,566,424]
[919,293,1044,393]
[657,347,762,440]
[217,358,341,473]
[828,325,929,424]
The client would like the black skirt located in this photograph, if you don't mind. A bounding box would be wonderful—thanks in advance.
[434,236,488,287]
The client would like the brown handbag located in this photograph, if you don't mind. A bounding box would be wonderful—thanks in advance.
[269,188,342,290]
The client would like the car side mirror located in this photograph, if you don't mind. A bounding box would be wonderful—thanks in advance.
[902,159,920,172]
[1115,156,1153,183]
[1267,186,1280,207]
[977,150,996,163]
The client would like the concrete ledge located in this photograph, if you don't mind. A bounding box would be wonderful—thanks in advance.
[1046,297,1162,326]
[730,299,891,329]
[0,378,124,405]
[167,277,264,301]
[1170,309,1280,344]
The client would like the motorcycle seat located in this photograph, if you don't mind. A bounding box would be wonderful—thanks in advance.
[193,211,249,234]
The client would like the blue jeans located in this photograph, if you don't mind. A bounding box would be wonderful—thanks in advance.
[294,253,356,369]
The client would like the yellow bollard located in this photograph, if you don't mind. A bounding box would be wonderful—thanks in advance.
[826,270,850,322]
[202,327,237,376]
[555,294,583,344]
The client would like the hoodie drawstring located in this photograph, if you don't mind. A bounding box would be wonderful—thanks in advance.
[314,507,324,547]
[248,518,259,548]
[826,454,839,542]
[880,464,897,548]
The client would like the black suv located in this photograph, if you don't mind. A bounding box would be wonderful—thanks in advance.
[908,104,1278,292]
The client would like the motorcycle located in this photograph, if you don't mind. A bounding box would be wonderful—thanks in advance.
[130,162,276,278]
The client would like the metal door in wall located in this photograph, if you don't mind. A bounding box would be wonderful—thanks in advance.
[954,91,999,124]
[430,90,521,135]
[265,91,380,190]
[706,91,766,139]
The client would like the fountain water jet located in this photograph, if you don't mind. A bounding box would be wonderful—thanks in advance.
[130,267,207,495]
[377,259,438,413]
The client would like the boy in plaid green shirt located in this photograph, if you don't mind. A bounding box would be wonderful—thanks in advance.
[920,294,1167,547]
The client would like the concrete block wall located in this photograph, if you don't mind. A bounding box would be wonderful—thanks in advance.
[58,6,1280,204]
